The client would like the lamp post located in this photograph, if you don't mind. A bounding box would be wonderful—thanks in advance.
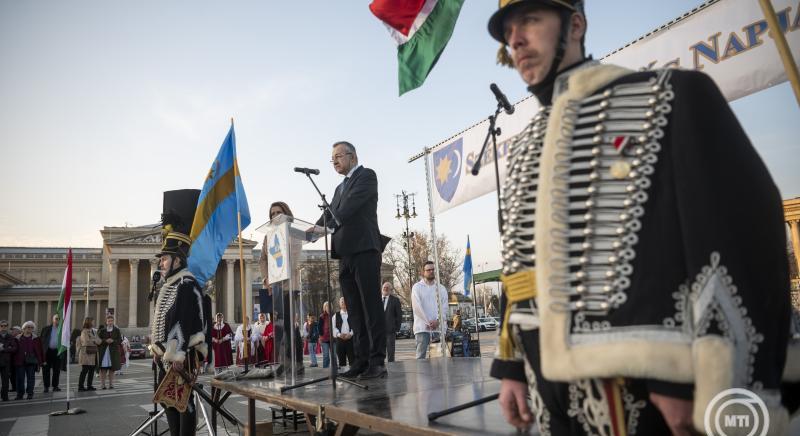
[395,191,418,296]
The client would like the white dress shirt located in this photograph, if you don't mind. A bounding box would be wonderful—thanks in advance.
[411,279,449,335]
[333,310,351,338]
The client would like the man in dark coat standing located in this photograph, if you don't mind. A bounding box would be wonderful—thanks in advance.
[381,282,402,363]
[40,314,65,392]
[0,321,17,401]
[316,141,389,380]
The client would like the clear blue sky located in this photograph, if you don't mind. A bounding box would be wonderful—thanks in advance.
[1,1,797,274]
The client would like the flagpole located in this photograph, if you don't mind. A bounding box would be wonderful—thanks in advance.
[424,149,448,357]
[471,276,479,350]
[231,117,251,372]
[759,0,800,106]
[237,212,249,372]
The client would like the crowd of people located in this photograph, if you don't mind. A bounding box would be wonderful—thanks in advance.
[0,313,136,400]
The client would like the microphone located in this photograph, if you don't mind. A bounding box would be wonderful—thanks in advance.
[294,167,320,176]
[490,83,515,115]
[149,271,161,302]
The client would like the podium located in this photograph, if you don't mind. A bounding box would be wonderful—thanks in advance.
[257,214,325,387]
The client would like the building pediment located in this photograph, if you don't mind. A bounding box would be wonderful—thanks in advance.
[0,271,25,287]
[110,232,162,245]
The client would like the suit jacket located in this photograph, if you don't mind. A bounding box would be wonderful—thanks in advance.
[383,294,402,333]
[317,166,388,259]
[40,325,62,355]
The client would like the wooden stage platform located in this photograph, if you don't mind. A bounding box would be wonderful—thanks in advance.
[210,357,522,435]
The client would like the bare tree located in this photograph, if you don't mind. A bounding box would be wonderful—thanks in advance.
[383,230,464,305]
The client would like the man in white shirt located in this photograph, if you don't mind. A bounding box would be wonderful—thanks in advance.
[332,297,355,367]
[411,261,449,359]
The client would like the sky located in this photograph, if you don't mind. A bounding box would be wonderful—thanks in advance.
[1,1,798,276]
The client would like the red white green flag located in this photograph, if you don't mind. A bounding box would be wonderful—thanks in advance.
[56,249,72,356]
[369,0,465,95]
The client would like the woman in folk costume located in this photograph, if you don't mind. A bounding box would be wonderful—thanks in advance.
[150,189,208,436]
[252,312,269,363]
[234,317,258,366]
[211,313,233,374]
[261,314,275,364]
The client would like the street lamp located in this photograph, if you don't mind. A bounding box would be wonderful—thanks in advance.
[395,191,417,295]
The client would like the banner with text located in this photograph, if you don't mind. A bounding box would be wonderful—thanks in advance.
[429,0,799,214]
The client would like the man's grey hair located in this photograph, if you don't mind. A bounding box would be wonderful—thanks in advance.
[332,141,356,154]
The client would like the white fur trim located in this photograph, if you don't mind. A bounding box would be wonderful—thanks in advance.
[692,336,734,431]
[150,343,165,356]
[162,338,186,363]
[195,343,208,360]
[187,331,207,359]
[783,339,800,381]
[187,331,205,348]
[535,63,695,383]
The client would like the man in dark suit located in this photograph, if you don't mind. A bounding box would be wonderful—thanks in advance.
[316,141,388,380]
[39,314,65,393]
[381,282,402,363]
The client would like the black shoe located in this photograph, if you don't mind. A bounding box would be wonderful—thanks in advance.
[14,396,22,401]
[43,388,49,393]
[27,394,33,400]
[87,386,96,391]
[53,387,61,392]
[359,365,387,380]
[78,387,86,392]
[339,366,367,379]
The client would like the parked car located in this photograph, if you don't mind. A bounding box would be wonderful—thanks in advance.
[478,317,499,331]
[129,342,148,359]
[396,322,413,339]
[462,319,478,333]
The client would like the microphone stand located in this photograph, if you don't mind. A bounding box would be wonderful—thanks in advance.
[281,173,366,392]
[470,105,505,233]
[428,100,508,422]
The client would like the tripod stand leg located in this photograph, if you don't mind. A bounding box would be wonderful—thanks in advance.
[427,393,499,422]
[196,396,214,436]
[129,408,166,436]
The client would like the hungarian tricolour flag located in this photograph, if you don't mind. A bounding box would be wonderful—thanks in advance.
[370,0,465,95]
[56,249,73,356]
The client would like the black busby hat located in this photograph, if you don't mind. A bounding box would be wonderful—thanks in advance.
[488,0,582,43]
[488,0,584,66]
[158,189,200,259]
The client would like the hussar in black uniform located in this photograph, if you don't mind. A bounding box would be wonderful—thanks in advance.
[487,1,800,434]
[150,189,208,436]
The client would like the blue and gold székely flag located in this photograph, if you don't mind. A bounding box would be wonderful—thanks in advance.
[188,123,251,286]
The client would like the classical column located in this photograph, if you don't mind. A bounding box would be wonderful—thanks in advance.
[129,259,139,328]
[7,304,12,325]
[149,259,159,326]
[109,259,119,316]
[20,301,26,323]
[96,300,101,325]
[790,220,800,275]
[225,260,235,322]
[244,261,253,319]
[33,301,39,327]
